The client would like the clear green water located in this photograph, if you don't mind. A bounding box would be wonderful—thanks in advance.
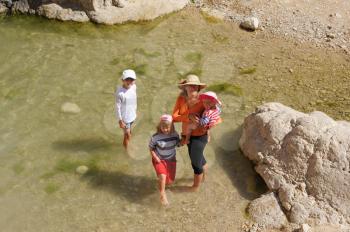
[0,8,349,231]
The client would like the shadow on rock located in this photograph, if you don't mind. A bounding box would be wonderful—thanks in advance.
[81,169,157,204]
[52,137,115,153]
[213,126,267,200]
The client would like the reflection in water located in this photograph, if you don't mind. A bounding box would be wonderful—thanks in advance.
[0,8,349,232]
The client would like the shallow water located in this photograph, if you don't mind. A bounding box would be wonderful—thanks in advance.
[0,8,349,231]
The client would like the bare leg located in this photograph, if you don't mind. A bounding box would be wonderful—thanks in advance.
[123,129,131,149]
[158,174,168,205]
[189,173,203,192]
[202,164,208,182]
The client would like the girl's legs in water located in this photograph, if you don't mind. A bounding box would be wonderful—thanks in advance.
[158,174,168,205]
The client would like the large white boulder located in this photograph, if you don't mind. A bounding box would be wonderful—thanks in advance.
[8,0,189,24]
[240,102,350,229]
[88,0,189,25]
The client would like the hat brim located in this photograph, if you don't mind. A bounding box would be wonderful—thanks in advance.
[178,81,207,90]
[122,76,137,80]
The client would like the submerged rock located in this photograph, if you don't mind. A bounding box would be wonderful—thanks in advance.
[61,102,81,114]
[240,102,350,229]
[76,165,89,174]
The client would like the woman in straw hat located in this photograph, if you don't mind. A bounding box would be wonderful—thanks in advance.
[172,74,208,191]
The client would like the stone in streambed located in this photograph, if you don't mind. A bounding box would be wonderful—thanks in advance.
[0,3,9,13]
[61,102,81,114]
[240,16,259,31]
[76,165,89,175]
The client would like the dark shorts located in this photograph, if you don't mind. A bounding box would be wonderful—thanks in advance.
[187,134,208,175]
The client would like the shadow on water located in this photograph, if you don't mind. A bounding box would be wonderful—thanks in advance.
[214,126,267,200]
[52,137,115,152]
[81,169,157,204]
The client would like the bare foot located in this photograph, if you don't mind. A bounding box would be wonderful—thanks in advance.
[188,185,199,192]
[160,193,169,206]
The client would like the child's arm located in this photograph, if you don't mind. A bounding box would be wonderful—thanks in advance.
[149,136,160,163]
[115,90,125,128]
[150,149,160,163]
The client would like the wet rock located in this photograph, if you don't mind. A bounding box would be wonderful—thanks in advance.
[5,0,189,24]
[248,192,287,229]
[0,3,8,13]
[240,16,259,31]
[37,4,89,22]
[61,102,81,114]
[240,102,350,229]
[76,165,89,175]
[11,0,29,14]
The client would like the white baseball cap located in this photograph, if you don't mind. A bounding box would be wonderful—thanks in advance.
[121,69,136,80]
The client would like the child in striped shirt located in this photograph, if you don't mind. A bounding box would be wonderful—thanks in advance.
[149,114,180,206]
[183,91,222,145]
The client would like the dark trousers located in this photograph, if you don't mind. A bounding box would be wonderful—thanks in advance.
[187,134,208,175]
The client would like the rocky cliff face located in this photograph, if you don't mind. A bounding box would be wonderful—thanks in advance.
[0,0,189,24]
[240,102,350,231]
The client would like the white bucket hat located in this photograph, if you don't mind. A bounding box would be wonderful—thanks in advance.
[121,69,136,80]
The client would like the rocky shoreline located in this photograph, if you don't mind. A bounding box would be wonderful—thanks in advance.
[0,0,189,24]
[2,1,350,55]
[194,0,350,55]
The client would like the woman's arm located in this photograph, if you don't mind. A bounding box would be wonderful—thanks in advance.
[172,96,190,123]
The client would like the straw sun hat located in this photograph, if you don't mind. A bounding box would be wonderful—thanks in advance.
[178,74,207,90]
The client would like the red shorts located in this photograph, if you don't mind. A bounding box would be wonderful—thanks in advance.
[152,159,176,185]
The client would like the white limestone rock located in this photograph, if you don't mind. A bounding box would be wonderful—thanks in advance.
[240,102,350,229]
[61,102,81,114]
[248,192,287,229]
[240,16,259,31]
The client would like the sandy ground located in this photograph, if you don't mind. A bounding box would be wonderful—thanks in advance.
[194,0,350,54]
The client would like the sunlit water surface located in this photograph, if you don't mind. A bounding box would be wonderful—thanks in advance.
[0,8,349,231]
